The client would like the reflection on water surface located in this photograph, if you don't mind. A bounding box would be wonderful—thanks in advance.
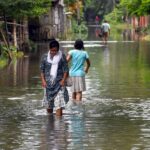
[0,39,150,149]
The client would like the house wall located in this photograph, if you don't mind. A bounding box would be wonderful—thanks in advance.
[39,0,65,41]
[131,16,150,28]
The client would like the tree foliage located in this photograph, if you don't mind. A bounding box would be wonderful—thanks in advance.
[65,0,83,15]
[120,0,150,16]
[83,0,120,23]
[0,0,51,58]
[105,7,123,24]
[64,0,120,20]
[84,0,119,15]
[64,0,76,5]
[138,0,150,15]
[0,0,51,18]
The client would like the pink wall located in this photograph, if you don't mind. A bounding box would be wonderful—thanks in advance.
[131,15,150,28]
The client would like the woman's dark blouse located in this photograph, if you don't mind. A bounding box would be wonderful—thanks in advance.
[40,53,69,108]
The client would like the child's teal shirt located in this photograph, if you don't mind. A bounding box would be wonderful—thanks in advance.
[68,49,89,77]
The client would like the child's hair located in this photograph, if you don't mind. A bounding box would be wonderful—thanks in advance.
[49,39,59,50]
[74,39,84,50]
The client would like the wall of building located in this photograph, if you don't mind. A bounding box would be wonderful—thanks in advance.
[131,16,150,28]
[38,0,65,41]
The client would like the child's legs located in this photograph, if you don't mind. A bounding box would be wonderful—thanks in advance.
[56,107,63,116]
[103,32,107,43]
[72,76,84,101]
[72,92,76,100]
[76,91,82,101]
[105,32,108,43]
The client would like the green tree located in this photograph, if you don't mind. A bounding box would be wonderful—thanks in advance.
[0,0,51,19]
[120,0,150,16]
[0,0,51,51]
[105,6,123,24]
[64,0,76,5]
[84,0,120,23]
[139,0,150,15]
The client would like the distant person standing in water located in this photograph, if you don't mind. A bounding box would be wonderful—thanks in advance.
[95,16,100,26]
[67,39,91,101]
[101,20,110,44]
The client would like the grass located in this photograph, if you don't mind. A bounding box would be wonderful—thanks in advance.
[110,22,132,30]
[143,35,150,41]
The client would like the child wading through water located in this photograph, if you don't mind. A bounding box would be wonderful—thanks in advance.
[67,39,91,101]
[40,39,69,116]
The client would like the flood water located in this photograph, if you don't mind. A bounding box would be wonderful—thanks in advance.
[0,28,150,150]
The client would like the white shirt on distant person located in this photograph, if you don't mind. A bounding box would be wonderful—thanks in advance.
[102,23,110,32]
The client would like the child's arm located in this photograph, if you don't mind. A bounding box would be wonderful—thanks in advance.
[66,54,71,62]
[85,58,91,73]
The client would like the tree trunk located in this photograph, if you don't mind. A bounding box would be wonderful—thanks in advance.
[12,19,17,48]
[3,11,10,48]
[20,20,23,45]
[23,17,29,43]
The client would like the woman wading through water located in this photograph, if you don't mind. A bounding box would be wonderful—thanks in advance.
[40,39,69,116]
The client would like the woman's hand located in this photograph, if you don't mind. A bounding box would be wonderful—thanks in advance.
[41,73,47,88]
[60,79,65,86]
[60,72,68,86]
[42,80,47,88]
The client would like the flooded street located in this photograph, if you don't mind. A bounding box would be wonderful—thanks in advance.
[0,28,150,149]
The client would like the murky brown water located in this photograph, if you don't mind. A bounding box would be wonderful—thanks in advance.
[0,28,150,150]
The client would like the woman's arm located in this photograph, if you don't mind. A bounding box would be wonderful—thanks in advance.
[40,54,47,88]
[41,73,47,88]
[60,72,68,86]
